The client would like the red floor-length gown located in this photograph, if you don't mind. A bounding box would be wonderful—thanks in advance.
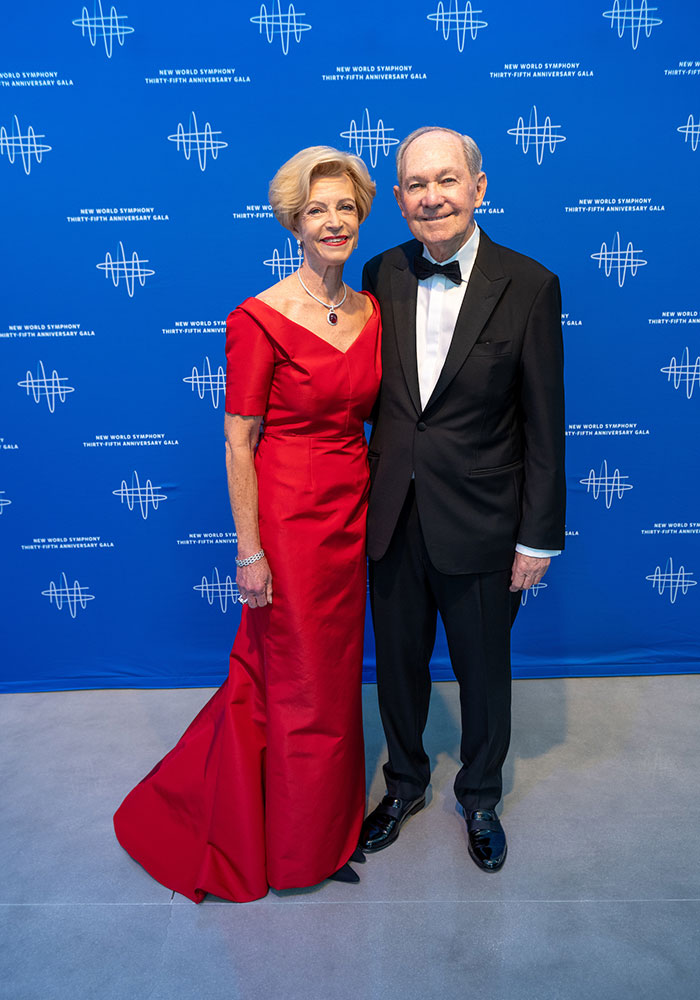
[114,294,381,902]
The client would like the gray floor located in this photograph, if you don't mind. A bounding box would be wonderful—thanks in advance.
[2,676,699,1000]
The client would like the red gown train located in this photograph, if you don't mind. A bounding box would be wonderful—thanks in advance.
[113,294,381,902]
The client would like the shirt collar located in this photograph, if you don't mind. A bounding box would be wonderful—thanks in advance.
[422,224,480,280]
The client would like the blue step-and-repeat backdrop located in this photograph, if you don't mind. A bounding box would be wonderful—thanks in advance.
[1,1,698,691]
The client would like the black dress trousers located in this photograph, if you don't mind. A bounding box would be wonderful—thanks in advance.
[369,482,521,812]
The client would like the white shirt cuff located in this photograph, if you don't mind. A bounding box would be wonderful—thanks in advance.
[515,544,561,558]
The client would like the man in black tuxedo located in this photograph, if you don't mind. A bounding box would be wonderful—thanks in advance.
[360,126,565,871]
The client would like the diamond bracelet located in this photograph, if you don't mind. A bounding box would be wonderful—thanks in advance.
[235,549,265,568]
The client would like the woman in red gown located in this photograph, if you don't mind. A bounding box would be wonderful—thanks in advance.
[113,147,381,902]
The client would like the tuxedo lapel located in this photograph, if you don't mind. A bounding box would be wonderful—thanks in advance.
[390,245,422,416]
[425,232,510,411]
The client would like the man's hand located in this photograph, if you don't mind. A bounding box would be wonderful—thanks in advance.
[509,552,550,592]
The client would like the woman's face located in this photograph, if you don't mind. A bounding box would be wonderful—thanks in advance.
[293,174,359,271]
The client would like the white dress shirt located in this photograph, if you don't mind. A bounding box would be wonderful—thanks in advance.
[416,226,559,560]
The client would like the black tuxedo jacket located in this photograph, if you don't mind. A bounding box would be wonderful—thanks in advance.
[362,230,566,575]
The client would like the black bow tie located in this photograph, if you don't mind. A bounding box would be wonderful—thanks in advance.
[414,255,462,285]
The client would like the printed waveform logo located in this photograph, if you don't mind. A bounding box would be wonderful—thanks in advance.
[590,232,647,287]
[72,1,134,58]
[520,581,547,607]
[183,357,226,409]
[677,114,700,152]
[660,347,700,400]
[427,1,488,51]
[96,241,155,297]
[194,567,244,612]
[113,470,167,520]
[507,107,566,165]
[263,237,302,279]
[0,115,51,176]
[580,460,633,509]
[167,112,228,171]
[17,360,75,414]
[250,2,311,55]
[0,491,11,515]
[602,0,662,50]
[42,572,95,619]
[646,557,696,604]
[340,109,399,169]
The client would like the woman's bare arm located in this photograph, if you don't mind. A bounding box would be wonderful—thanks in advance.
[224,412,272,608]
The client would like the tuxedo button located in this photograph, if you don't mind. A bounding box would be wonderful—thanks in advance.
[417,421,427,432]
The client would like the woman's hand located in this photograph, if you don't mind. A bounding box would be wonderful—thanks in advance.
[237,557,273,608]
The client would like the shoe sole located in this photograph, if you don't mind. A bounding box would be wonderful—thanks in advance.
[362,797,426,854]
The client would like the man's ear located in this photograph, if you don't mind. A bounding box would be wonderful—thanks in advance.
[474,172,488,208]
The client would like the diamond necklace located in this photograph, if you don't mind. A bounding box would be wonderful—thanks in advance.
[296,269,347,326]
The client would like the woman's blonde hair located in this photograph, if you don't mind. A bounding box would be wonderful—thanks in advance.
[269,146,376,232]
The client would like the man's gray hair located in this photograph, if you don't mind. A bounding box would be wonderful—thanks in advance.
[395,126,483,184]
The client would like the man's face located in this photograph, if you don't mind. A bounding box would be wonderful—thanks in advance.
[394,131,487,262]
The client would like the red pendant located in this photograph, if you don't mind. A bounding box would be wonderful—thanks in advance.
[327,311,338,326]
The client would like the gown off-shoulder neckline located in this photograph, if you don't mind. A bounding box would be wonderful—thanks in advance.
[246,292,376,356]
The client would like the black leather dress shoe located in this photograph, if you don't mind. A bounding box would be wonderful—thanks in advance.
[465,809,507,872]
[360,794,426,853]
